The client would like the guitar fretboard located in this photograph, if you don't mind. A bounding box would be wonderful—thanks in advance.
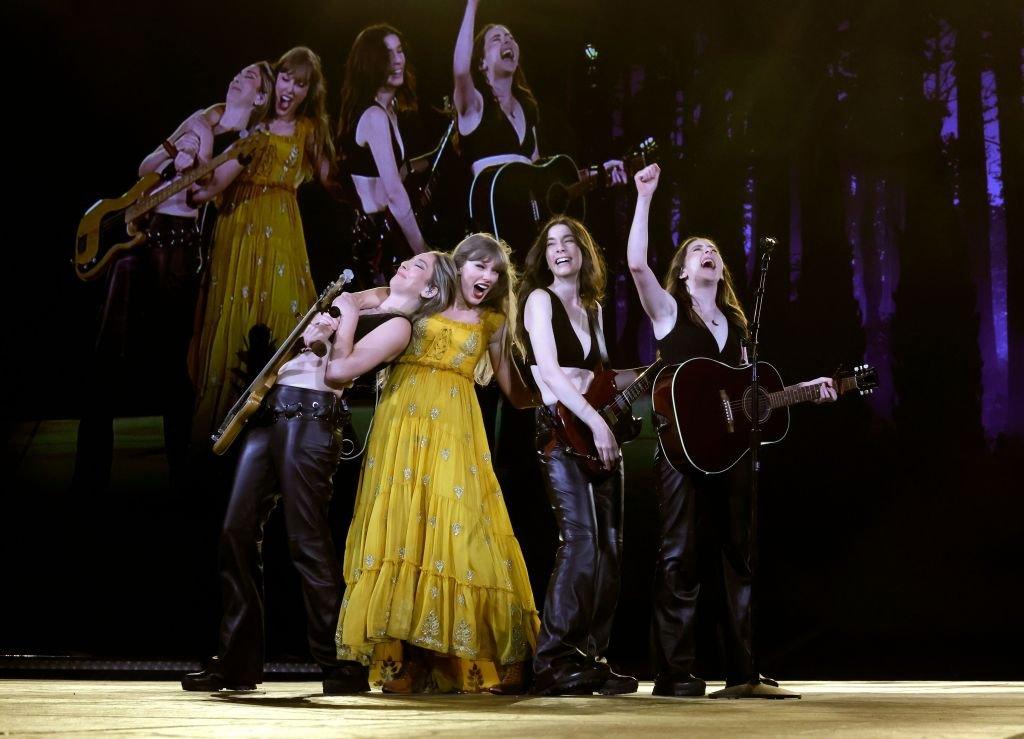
[126,136,259,221]
[605,360,663,417]
[770,377,853,409]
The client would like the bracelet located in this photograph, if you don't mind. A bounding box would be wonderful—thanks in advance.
[162,139,178,158]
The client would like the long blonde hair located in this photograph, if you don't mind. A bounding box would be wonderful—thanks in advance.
[451,233,520,384]
[411,251,458,322]
[664,236,749,337]
[273,47,335,171]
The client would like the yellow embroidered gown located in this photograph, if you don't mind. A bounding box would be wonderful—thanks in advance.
[189,119,317,437]
[337,311,540,690]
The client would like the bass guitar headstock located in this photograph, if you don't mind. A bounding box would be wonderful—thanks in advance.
[317,268,356,310]
[835,363,879,396]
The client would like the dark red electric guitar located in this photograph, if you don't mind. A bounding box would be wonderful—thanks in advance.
[546,360,663,476]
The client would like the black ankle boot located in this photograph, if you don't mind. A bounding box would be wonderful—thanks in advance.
[322,662,371,694]
[652,674,706,697]
[181,658,256,692]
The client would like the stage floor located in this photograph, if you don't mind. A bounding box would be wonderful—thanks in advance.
[1,681,1022,737]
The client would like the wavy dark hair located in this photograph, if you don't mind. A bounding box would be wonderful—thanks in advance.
[337,24,418,143]
[664,236,749,337]
[273,46,335,169]
[471,23,539,124]
[515,216,606,352]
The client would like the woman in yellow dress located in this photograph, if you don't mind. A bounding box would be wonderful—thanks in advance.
[335,234,540,693]
[189,47,336,438]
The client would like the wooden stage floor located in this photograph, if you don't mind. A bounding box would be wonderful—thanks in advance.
[1,681,1022,737]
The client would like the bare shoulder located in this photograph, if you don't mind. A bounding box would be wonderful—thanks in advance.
[361,105,389,129]
[525,288,553,311]
[202,104,225,126]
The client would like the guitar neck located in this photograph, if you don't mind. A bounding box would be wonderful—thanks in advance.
[770,376,855,409]
[236,274,351,400]
[604,360,663,417]
[415,114,456,208]
[126,138,253,221]
[568,150,654,200]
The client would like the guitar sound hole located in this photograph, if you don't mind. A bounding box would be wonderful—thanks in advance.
[741,387,772,423]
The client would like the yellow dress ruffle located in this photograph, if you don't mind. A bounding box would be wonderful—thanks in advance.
[189,120,316,438]
[336,312,540,691]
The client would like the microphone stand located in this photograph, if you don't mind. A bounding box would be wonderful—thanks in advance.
[709,237,799,700]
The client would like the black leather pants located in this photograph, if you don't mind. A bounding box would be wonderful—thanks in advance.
[533,408,624,678]
[216,385,349,682]
[73,213,201,493]
[651,446,755,683]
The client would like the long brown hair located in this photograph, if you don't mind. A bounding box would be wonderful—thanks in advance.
[664,236,749,337]
[337,24,417,143]
[452,233,520,382]
[471,23,539,124]
[273,47,335,169]
[514,217,607,351]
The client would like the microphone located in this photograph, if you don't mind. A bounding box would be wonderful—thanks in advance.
[309,305,342,358]
[760,236,778,255]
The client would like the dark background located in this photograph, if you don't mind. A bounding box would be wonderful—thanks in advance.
[2,0,1022,679]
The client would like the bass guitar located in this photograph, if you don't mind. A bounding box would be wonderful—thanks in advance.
[468,137,658,256]
[210,268,354,455]
[74,131,267,281]
[652,358,878,474]
[546,360,664,476]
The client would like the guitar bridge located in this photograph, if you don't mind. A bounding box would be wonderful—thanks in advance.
[720,389,734,433]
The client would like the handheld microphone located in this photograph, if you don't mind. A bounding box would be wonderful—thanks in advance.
[309,305,342,358]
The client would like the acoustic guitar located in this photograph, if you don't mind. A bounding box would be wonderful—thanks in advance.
[652,358,878,474]
[468,137,658,256]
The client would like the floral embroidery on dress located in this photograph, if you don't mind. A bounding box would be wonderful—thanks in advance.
[467,663,484,690]
[403,468,412,481]
[379,656,399,682]
[418,609,441,648]
[430,408,441,420]
[441,448,451,461]
[454,486,464,499]
[434,560,445,573]
[364,554,375,568]
[451,522,463,536]
[453,619,476,658]
[426,326,452,361]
